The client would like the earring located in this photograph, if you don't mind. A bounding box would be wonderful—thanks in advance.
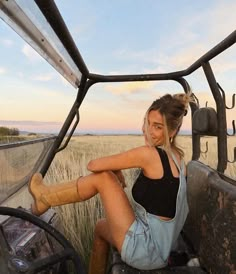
[170,137,173,143]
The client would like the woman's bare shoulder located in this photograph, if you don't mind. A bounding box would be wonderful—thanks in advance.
[128,145,157,157]
[115,145,158,169]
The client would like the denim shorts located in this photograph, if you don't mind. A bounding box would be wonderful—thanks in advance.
[120,156,188,270]
[120,203,168,270]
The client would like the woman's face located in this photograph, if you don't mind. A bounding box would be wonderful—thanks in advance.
[145,110,165,146]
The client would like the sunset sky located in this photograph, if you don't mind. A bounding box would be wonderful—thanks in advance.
[0,0,235,134]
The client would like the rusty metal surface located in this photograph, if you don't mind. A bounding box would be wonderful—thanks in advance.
[184,161,236,274]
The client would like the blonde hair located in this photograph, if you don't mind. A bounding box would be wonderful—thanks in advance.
[143,91,194,157]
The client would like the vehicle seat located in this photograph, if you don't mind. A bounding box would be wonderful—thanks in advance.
[109,160,236,274]
[183,160,236,274]
[192,107,218,136]
[110,248,206,274]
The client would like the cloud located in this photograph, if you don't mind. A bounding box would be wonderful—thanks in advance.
[112,47,164,71]
[150,3,236,73]
[22,44,42,62]
[204,3,236,40]
[0,67,7,75]
[162,2,236,50]
[210,60,236,75]
[169,44,207,70]
[0,38,14,47]
[105,81,155,95]
[0,120,61,126]
[32,74,54,82]
[192,92,215,108]
[0,120,62,133]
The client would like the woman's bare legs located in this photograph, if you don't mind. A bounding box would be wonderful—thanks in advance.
[77,171,135,251]
[88,219,112,274]
[29,170,134,274]
[77,171,135,273]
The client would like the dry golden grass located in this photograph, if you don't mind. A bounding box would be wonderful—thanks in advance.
[45,135,142,266]
[44,134,236,269]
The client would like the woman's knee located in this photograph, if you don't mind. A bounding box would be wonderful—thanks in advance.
[95,171,120,189]
[100,171,117,181]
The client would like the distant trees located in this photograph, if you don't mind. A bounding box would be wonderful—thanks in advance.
[0,126,19,136]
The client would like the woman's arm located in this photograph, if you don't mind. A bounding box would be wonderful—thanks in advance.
[87,145,150,172]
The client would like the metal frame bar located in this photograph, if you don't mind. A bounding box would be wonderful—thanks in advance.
[87,30,236,83]
[1,0,236,176]
[34,0,235,86]
[0,0,82,87]
[39,30,236,175]
[0,136,56,150]
[202,62,228,172]
[34,0,89,78]
[40,74,88,175]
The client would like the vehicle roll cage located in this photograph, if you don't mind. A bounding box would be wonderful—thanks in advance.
[1,0,236,176]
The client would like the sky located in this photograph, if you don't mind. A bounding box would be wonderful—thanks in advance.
[0,0,235,134]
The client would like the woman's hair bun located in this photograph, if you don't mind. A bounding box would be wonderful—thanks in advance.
[173,91,194,115]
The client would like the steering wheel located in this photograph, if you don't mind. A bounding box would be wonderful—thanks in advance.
[0,206,86,274]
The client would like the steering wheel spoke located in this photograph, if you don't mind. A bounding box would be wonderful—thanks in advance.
[27,248,75,273]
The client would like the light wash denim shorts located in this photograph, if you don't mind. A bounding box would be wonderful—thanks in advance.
[120,203,168,270]
[121,155,188,270]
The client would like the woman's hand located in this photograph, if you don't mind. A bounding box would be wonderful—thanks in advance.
[112,170,126,188]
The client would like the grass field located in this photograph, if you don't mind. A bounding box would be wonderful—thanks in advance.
[1,134,235,268]
[42,134,236,268]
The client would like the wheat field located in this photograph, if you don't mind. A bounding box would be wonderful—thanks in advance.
[42,135,236,269]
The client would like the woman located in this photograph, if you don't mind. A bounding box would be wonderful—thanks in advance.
[29,92,192,274]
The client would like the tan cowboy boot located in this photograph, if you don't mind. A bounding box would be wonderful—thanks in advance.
[28,173,81,216]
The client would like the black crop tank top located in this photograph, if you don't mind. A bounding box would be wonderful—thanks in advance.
[132,147,180,218]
